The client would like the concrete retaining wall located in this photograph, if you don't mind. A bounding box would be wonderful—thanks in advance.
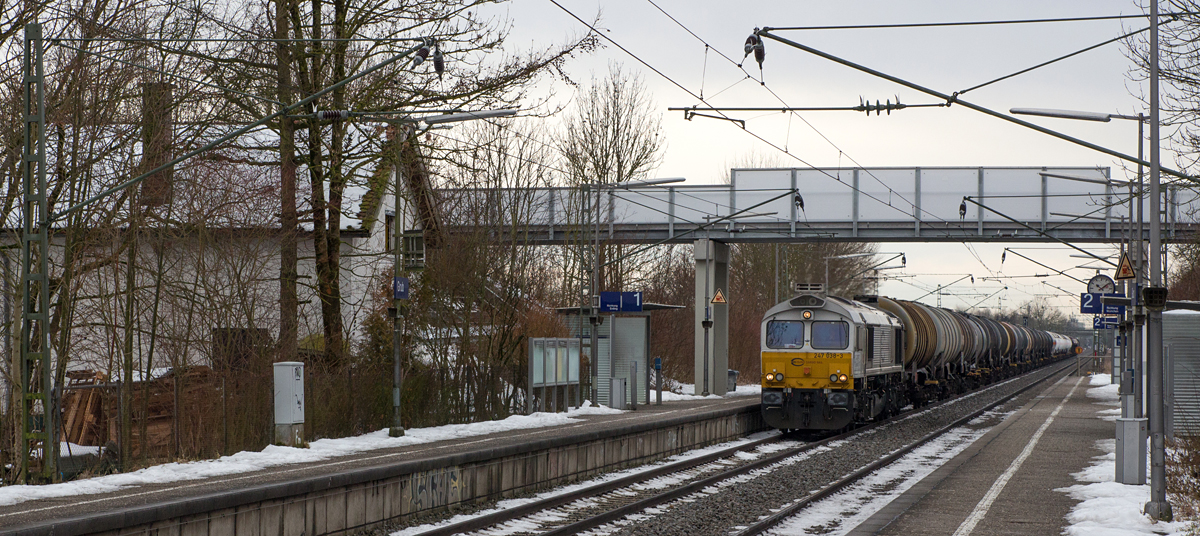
[13,403,765,536]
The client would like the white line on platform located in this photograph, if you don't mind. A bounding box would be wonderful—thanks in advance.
[951,375,1083,536]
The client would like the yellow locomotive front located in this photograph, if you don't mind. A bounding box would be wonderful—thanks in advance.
[760,285,904,431]
[760,292,858,431]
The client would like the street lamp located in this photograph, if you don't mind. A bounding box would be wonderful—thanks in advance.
[1014,104,1165,510]
[1013,106,1148,418]
[388,107,518,438]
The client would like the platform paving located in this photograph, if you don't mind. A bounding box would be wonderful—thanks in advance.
[848,371,1110,536]
[0,394,759,533]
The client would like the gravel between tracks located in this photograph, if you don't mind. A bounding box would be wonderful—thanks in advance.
[592,365,1069,536]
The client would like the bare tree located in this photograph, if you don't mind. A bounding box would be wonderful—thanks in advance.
[557,63,664,296]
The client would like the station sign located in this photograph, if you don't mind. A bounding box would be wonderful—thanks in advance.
[599,291,643,312]
[1093,315,1120,330]
[393,276,410,300]
[1081,293,1124,316]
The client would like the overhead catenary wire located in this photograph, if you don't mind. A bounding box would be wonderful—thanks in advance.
[638,0,1034,255]
[955,23,1157,96]
[763,13,1194,31]
[755,28,1195,183]
[538,3,1138,310]
[580,0,987,244]
[427,117,782,227]
[424,128,806,235]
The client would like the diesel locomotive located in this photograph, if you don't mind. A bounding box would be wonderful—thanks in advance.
[760,283,1077,431]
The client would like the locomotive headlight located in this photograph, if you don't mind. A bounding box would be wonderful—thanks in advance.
[765,373,775,382]
[775,373,784,382]
[829,374,838,383]
[802,310,813,319]
[838,374,848,383]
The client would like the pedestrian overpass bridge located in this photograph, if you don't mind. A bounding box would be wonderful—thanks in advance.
[442,166,1196,245]
[433,166,1199,395]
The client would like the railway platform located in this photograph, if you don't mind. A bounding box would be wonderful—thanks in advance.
[849,369,1122,536]
[1,393,761,536]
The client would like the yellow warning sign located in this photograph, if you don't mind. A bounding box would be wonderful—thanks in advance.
[1115,252,1136,281]
[711,289,727,304]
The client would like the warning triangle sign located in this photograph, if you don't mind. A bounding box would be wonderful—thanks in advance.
[711,289,728,304]
[1115,252,1136,280]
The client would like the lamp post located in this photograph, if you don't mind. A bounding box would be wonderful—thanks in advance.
[1011,108,1147,419]
[583,177,685,404]
[1013,43,1169,514]
[387,108,518,438]
[1146,0,1172,519]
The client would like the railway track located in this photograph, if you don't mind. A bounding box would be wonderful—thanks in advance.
[730,360,1076,536]
[395,360,1075,536]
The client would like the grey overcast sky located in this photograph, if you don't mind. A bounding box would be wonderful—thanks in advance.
[483,1,1162,318]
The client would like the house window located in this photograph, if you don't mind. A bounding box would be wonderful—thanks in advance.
[385,214,395,252]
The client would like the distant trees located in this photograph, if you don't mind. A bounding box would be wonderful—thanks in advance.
[1126,1,1200,173]
[1168,242,1200,299]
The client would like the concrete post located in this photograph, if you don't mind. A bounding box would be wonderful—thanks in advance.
[695,239,729,396]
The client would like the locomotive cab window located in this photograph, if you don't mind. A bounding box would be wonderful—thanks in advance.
[811,321,849,349]
[766,320,804,348]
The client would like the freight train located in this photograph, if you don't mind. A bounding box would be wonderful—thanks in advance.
[759,283,1079,431]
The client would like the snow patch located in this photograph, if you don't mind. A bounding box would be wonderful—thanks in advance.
[0,402,623,508]
[1056,383,1192,536]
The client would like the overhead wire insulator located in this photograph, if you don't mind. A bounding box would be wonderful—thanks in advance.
[317,110,350,121]
[432,44,445,79]
[858,96,907,116]
[742,30,765,73]
[413,44,430,67]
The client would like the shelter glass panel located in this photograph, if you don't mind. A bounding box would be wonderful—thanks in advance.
[531,341,544,385]
[556,344,568,384]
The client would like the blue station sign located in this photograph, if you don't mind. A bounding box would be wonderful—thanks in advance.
[1081,293,1124,316]
[393,276,410,300]
[599,291,643,312]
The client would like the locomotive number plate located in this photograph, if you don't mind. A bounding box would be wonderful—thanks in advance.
[807,352,850,360]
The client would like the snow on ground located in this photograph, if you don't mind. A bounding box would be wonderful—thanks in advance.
[658,382,761,401]
[2,384,759,509]
[391,431,782,536]
[56,442,102,457]
[0,402,623,507]
[1057,374,1194,536]
[32,442,103,459]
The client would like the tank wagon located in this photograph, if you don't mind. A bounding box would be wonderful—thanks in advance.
[760,284,1077,431]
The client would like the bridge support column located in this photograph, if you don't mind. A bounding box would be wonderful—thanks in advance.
[695,239,729,396]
